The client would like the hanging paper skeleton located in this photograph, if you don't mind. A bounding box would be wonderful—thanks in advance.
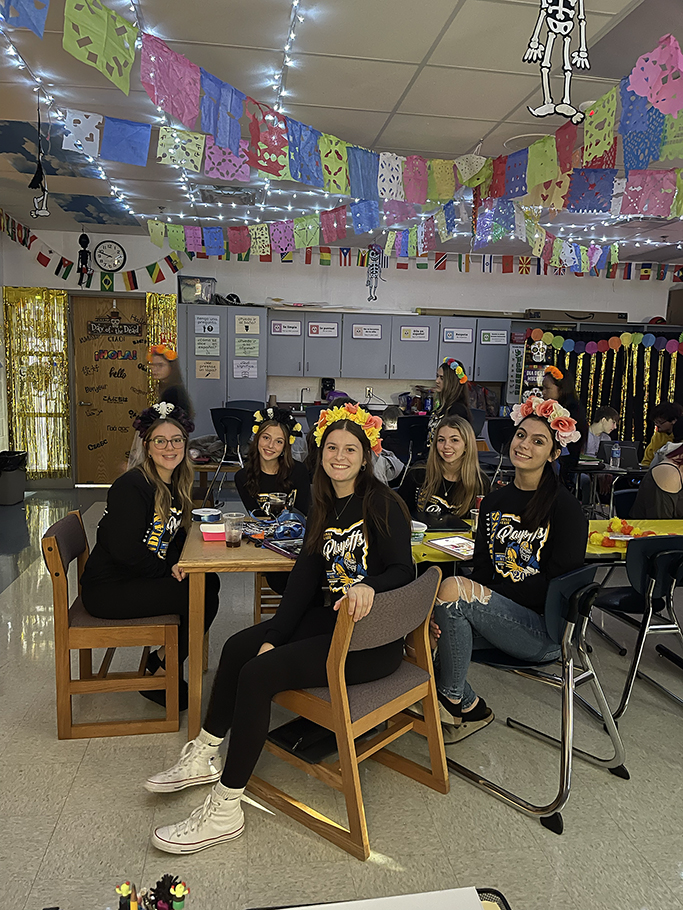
[366,244,385,302]
[28,109,50,218]
[77,233,94,287]
[523,0,589,124]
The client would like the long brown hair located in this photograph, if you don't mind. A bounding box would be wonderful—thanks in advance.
[156,357,194,418]
[437,361,472,420]
[244,419,295,498]
[138,417,194,529]
[304,419,410,553]
[515,415,562,530]
[417,415,486,515]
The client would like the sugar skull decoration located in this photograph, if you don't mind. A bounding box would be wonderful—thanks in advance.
[530,340,548,362]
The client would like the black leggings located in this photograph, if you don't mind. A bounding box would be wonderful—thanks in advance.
[82,573,220,668]
[204,607,404,788]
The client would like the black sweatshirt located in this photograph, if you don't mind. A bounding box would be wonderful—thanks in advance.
[235,461,311,517]
[262,491,414,647]
[81,469,186,586]
[427,401,470,446]
[398,465,489,518]
[470,481,588,615]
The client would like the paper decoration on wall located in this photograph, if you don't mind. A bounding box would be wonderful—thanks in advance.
[167,223,186,252]
[228,225,250,254]
[147,219,165,248]
[628,34,683,117]
[244,97,289,178]
[287,120,323,187]
[347,146,379,202]
[582,87,617,163]
[293,213,320,249]
[249,223,270,256]
[202,226,224,257]
[622,106,666,176]
[455,154,487,185]
[403,155,428,204]
[366,245,385,301]
[62,109,102,156]
[672,171,683,218]
[527,135,558,187]
[417,217,436,254]
[319,134,349,195]
[660,114,683,161]
[269,220,295,254]
[408,226,417,257]
[183,225,203,253]
[618,75,648,134]
[383,200,416,226]
[320,205,347,243]
[431,159,456,201]
[350,199,380,235]
[146,261,164,283]
[0,0,50,37]
[620,169,677,217]
[505,149,528,198]
[203,135,250,182]
[378,152,405,200]
[99,116,150,166]
[522,0,589,123]
[199,69,244,155]
[585,136,617,169]
[63,0,138,95]
[565,168,617,213]
[319,246,331,266]
[140,34,200,128]
[157,127,205,172]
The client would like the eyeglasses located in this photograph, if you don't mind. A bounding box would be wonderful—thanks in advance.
[151,436,185,449]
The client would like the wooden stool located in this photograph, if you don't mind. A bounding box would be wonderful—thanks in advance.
[253,572,282,624]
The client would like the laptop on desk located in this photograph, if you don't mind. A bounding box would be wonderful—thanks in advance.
[597,441,641,470]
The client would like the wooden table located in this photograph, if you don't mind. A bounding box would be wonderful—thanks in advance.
[179,522,294,739]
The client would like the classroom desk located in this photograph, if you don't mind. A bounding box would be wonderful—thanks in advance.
[179,523,294,739]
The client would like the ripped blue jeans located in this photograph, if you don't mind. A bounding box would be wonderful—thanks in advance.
[433,579,559,710]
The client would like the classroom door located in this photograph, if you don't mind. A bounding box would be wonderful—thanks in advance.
[71,295,149,483]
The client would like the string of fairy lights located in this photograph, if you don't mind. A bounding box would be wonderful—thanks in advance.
[0,4,681,255]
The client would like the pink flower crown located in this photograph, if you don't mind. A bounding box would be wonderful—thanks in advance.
[510,396,581,446]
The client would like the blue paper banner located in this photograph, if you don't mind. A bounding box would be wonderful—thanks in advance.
[99,117,151,167]
[287,119,323,187]
[350,199,380,234]
[0,0,50,38]
[348,147,379,202]
[200,69,245,156]
[203,226,225,256]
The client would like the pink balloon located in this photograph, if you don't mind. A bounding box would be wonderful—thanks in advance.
[666,338,679,354]
[585,341,599,355]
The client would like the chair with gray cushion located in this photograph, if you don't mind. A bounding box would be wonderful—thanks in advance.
[42,510,180,739]
[245,566,449,861]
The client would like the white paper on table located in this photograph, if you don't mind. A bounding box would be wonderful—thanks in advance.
[287,888,483,910]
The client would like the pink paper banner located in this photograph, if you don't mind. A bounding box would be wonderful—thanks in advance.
[203,136,251,182]
[140,34,200,130]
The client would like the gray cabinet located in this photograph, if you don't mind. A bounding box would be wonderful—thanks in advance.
[304,314,342,377]
[227,305,268,403]
[438,316,477,378]
[341,314,393,379]
[177,303,229,437]
[389,315,440,380]
[267,314,304,376]
[474,318,511,382]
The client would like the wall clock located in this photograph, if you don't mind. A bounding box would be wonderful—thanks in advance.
[93,240,127,272]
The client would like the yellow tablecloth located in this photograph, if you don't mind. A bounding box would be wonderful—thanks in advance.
[412,520,683,564]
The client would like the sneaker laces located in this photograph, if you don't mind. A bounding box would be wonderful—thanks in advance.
[156,739,209,781]
[173,792,221,837]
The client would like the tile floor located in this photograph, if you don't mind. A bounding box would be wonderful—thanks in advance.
[1,491,682,910]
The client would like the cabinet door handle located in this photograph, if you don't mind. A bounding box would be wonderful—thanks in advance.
[384,364,387,374]
[298,361,301,371]
[392,364,395,375]
[306,362,309,372]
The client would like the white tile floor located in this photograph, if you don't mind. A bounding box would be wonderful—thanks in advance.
[1,497,682,910]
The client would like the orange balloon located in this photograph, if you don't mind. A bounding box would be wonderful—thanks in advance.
[531,328,544,342]
[608,336,621,350]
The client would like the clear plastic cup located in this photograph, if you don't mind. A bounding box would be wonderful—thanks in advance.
[223,512,245,548]
[470,509,479,534]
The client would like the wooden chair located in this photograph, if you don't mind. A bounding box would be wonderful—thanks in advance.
[253,572,281,623]
[42,510,181,739]
[246,566,449,861]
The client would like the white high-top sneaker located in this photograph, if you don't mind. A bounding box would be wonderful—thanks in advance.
[151,785,245,854]
[145,738,222,793]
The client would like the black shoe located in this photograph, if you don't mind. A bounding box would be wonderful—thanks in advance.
[140,679,188,712]
[436,690,462,721]
[145,648,166,676]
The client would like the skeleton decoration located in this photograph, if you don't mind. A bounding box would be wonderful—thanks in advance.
[523,0,589,124]
[28,109,50,218]
[77,233,94,287]
[366,244,386,302]
[530,340,548,362]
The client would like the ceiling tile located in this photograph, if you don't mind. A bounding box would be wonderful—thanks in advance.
[282,105,389,148]
[286,56,417,112]
[376,114,502,157]
[168,44,282,102]
[399,67,539,121]
[142,0,289,49]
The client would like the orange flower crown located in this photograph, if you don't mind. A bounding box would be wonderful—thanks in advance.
[313,403,383,455]
[147,343,178,363]
[544,364,563,381]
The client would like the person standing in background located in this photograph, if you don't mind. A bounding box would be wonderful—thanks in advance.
[427,359,472,447]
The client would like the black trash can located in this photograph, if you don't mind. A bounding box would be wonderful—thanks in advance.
[0,450,28,505]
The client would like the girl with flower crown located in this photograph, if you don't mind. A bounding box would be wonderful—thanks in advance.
[541,365,588,482]
[427,358,473,448]
[145,403,414,855]
[428,397,587,744]
[82,403,220,711]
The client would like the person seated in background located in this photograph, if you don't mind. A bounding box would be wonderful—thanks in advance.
[631,443,683,519]
[642,403,683,467]
[585,406,619,456]
[235,408,309,518]
[399,416,488,521]
[427,358,472,447]
[541,365,588,484]
[81,403,220,712]
[429,396,587,744]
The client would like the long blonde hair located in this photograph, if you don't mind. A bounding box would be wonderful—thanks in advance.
[417,415,486,515]
[138,417,194,529]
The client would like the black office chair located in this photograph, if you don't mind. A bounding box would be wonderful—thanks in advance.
[201,407,254,506]
[469,408,486,438]
[225,399,264,411]
[391,416,429,482]
[587,537,683,718]
[613,488,638,519]
[446,565,628,835]
[478,417,514,480]
[305,405,324,427]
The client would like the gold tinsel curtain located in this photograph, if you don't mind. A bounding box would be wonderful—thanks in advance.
[3,287,70,478]
[145,292,177,404]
